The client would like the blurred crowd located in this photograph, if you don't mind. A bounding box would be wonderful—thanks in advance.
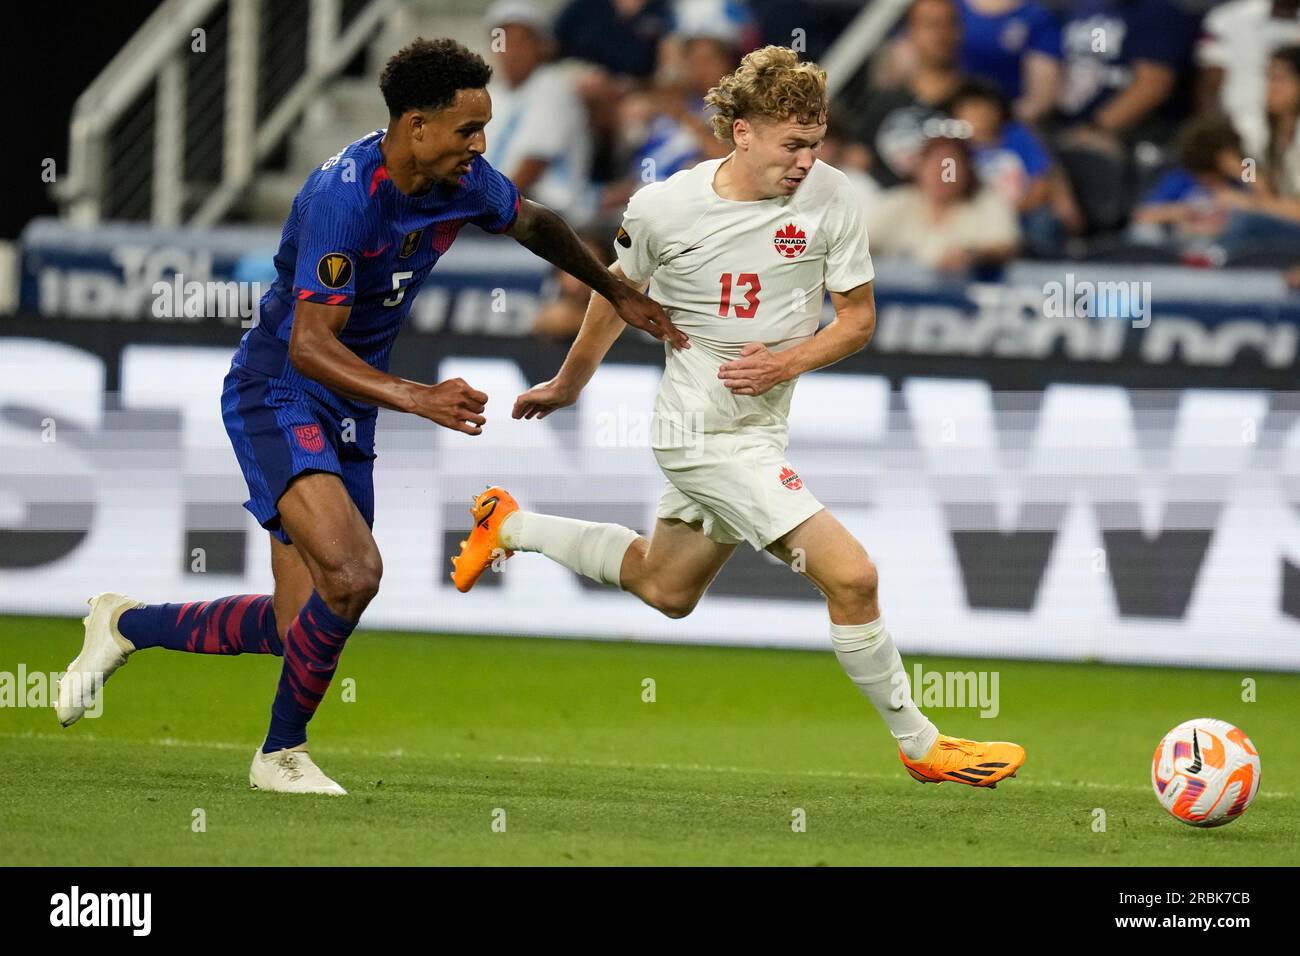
[478,0,1300,336]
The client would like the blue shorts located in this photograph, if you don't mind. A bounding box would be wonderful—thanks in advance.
[221,366,377,545]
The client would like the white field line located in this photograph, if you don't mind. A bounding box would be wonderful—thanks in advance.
[2,730,1293,799]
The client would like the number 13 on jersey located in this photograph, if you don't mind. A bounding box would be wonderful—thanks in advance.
[718,272,761,319]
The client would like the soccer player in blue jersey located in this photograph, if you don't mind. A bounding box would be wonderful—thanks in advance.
[54,38,687,794]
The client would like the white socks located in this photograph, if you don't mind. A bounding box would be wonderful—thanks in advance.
[500,511,640,589]
[829,618,939,760]
[497,512,937,759]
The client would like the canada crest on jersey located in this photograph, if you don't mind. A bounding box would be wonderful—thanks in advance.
[773,223,807,259]
[779,465,803,491]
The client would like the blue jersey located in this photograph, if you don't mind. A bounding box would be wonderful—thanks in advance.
[958,0,1061,102]
[231,128,521,416]
[1059,0,1193,122]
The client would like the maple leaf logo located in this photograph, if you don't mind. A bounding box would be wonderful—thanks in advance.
[779,465,803,491]
[773,222,808,259]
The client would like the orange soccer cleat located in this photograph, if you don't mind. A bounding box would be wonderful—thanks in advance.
[450,486,519,593]
[900,734,1026,788]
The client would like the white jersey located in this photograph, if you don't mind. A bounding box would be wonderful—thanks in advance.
[613,156,874,447]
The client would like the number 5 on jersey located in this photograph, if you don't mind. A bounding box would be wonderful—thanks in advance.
[384,270,414,307]
[718,272,760,319]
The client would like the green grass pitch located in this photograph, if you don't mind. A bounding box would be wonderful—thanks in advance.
[1,614,1296,866]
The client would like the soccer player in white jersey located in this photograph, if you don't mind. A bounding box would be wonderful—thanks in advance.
[453,46,1025,788]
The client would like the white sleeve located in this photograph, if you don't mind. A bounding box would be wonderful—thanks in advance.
[509,71,580,162]
[824,184,875,293]
[970,190,1021,248]
[1194,7,1229,69]
[612,183,664,284]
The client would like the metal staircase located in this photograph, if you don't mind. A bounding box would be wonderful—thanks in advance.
[54,0,495,228]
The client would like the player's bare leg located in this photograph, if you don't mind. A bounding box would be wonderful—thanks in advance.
[616,518,736,618]
[769,509,1025,788]
[453,487,734,619]
[248,472,381,795]
[270,535,316,643]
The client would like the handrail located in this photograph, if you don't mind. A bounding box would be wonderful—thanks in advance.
[191,0,401,226]
[55,0,399,227]
[820,0,912,100]
[57,0,224,223]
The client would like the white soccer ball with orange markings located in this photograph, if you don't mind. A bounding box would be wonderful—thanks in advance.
[1151,718,1261,827]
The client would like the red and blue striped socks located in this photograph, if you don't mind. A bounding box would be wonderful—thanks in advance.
[261,590,357,753]
[116,590,358,754]
[118,595,283,655]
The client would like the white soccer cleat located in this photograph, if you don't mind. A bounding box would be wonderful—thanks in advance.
[55,592,141,727]
[249,743,348,795]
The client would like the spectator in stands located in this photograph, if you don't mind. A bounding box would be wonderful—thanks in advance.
[597,26,741,217]
[1196,0,1300,158]
[851,0,967,187]
[821,113,883,207]
[748,0,860,63]
[555,0,673,78]
[605,85,705,205]
[957,0,1062,126]
[1127,112,1300,261]
[947,76,1081,255]
[1262,46,1300,199]
[1131,115,1247,242]
[553,0,674,206]
[664,0,761,53]
[651,22,744,164]
[1057,0,1195,152]
[1201,48,1300,260]
[484,2,597,226]
[865,134,1022,272]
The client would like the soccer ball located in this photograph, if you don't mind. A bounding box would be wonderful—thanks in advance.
[1151,718,1260,827]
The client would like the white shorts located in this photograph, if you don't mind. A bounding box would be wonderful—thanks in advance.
[653,430,823,551]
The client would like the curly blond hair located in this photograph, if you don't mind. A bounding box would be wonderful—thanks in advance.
[704,46,828,143]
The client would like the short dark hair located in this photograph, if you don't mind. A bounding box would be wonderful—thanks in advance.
[945,76,1010,125]
[1177,114,1241,173]
[379,37,492,118]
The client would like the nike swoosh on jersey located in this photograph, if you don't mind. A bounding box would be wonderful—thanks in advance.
[362,244,392,258]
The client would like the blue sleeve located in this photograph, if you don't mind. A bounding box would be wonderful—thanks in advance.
[1124,0,1191,67]
[1141,168,1194,204]
[291,187,367,306]
[1025,4,1061,59]
[465,156,522,234]
[1005,123,1051,178]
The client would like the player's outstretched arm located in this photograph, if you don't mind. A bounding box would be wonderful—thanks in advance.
[513,264,646,421]
[506,198,689,350]
[289,300,489,435]
[717,281,877,397]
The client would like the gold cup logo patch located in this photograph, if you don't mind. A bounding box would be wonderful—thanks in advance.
[399,228,425,259]
[316,252,353,289]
